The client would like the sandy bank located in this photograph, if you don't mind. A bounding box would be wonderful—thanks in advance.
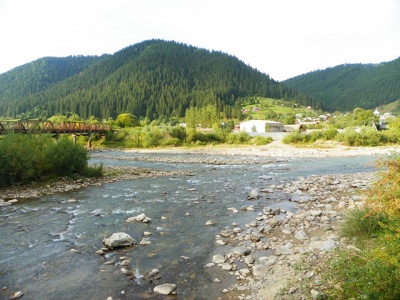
[125,140,400,158]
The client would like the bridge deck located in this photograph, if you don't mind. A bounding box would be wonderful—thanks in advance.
[0,120,112,135]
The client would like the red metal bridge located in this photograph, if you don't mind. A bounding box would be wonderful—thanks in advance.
[0,120,112,135]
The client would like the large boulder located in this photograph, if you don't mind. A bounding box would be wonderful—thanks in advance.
[103,232,136,249]
[154,283,177,295]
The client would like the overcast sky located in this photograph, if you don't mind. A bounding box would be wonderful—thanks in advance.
[0,0,399,81]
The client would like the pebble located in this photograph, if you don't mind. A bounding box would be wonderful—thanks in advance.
[11,291,24,299]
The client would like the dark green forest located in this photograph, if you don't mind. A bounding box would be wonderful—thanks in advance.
[0,40,320,120]
[283,57,400,112]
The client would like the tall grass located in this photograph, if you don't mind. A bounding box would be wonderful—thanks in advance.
[322,156,400,299]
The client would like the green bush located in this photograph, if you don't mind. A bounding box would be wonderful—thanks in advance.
[252,135,273,145]
[335,128,363,146]
[324,128,339,140]
[326,250,400,299]
[282,131,307,144]
[340,207,385,241]
[335,127,388,146]
[226,131,250,144]
[160,137,181,146]
[308,130,326,142]
[0,134,52,187]
[83,164,103,178]
[0,134,94,187]
[46,137,88,176]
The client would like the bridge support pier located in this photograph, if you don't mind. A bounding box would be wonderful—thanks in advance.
[87,134,92,149]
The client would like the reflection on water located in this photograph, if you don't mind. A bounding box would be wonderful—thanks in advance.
[0,152,379,299]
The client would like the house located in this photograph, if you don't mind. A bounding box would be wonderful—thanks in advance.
[240,120,284,133]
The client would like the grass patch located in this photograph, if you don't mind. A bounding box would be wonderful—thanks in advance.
[319,157,400,299]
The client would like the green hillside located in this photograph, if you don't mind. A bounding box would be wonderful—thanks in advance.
[0,39,320,120]
[0,55,103,101]
[283,57,400,112]
[377,99,400,116]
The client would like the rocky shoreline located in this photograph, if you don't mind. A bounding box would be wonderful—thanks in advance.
[208,171,375,299]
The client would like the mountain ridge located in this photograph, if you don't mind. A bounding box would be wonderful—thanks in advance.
[0,39,319,120]
[283,57,400,112]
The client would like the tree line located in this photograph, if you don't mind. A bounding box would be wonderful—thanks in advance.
[284,58,400,112]
[0,40,320,121]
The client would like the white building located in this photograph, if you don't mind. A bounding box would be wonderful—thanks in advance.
[239,120,284,133]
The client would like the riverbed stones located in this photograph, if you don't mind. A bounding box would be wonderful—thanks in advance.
[103,232,136,249]
[153,283,177,295]
[0,200,12,206]
[248,189,259,200]
[205,220,216,226]
[252,264,270,277]
[126,213,151,223]
[11,291,24,299]
[140,238,151,245]
[294,230,309,241]
[212,254,226,264]
[220,228,233,238]
[232,246,251,256]
[121,268,134,275]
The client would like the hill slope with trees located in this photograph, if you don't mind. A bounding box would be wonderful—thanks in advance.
[283,57,400,112]
[0,39,320,120]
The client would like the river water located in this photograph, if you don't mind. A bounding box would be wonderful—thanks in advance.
[0,151,380,300]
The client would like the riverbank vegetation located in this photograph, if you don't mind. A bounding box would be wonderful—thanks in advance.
[0,134,102,188]
[283,108,400,147]
[319,156,400,299]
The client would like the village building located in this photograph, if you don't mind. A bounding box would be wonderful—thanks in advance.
[239,120,284,133]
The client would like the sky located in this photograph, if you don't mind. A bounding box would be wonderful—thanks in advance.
[0,0,399,81]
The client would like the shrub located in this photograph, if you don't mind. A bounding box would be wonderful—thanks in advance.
[367,156,400,219]
[46,136,88,176]
[282,131,307,144]
[308,130,326,143]
[160,137,181,146]
[0,134,52,187]
[0,134,94,187]
[340,207,385,240]
[226,131,250,144]
[322,156,400,299]
[335,128,363,146]
[324,128,339,140]
[83,164,103,178]
[360,127,387,146]
[252,135,272,145]
[325,250,400,299]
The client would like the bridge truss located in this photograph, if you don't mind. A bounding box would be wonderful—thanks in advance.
[0,120,112,135]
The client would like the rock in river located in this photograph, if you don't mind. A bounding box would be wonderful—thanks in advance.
[154,283,177,295]
[103,232,136,249]
[126,213,152,223]
[247,189,259,200]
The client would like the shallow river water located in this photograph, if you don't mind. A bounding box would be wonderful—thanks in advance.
[0,151,380,299]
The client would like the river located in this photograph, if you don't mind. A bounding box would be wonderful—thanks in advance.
[0,151,380,299]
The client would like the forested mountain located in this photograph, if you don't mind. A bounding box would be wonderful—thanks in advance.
[0,39,320,120]
[0,55,104,101]
[283,57,400,112]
